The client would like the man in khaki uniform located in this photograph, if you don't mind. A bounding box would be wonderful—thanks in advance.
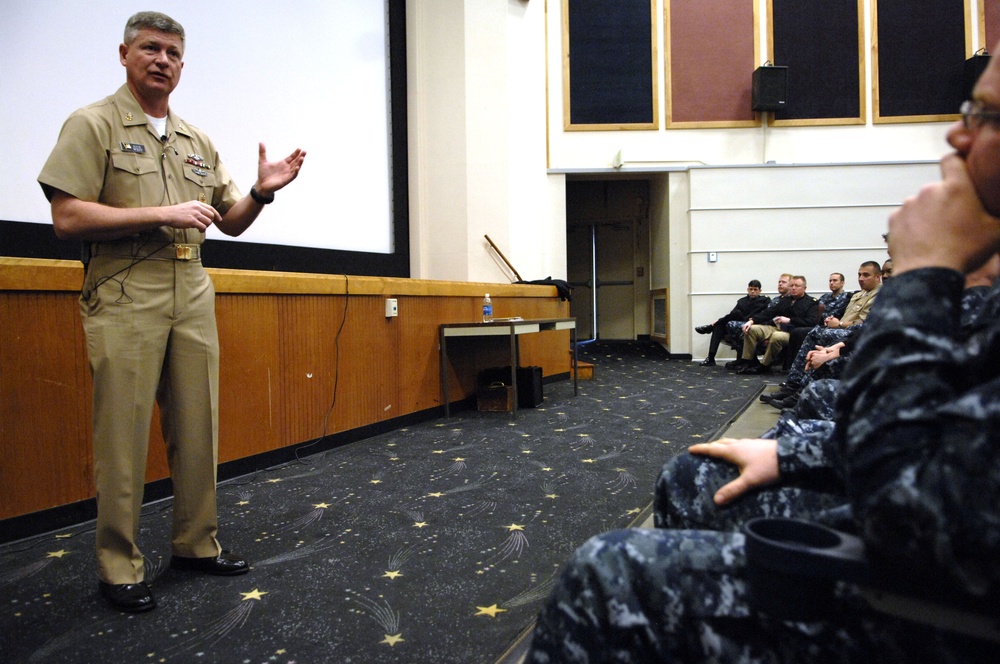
[38,11,306,613]
[823,261,883,331]
[738,275,820,374]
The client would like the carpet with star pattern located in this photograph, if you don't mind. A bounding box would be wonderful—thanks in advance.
[0,342,767,663]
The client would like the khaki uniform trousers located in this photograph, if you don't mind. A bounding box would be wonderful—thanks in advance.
[81,251,222,584]
[742,324,789,366]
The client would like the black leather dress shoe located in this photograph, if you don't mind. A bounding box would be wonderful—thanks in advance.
[760,388,793,404]
[725,359,747,371]
[695,325,713,335]
[739,362,771,375]
[99,580,156,613]
[170,551,250,576]
[770,393,800,410]
[699,358,716,367]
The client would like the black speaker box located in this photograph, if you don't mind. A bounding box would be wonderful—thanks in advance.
[965,54,991,99]
[752,66,788,112]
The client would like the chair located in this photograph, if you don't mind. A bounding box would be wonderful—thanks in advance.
[742,517,1000,643]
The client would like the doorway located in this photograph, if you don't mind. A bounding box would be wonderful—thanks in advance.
[566,179,650,341]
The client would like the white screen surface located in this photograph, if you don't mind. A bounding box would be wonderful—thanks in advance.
[1,1,393,254]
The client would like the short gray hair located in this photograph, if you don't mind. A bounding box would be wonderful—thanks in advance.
[124,11,185,49]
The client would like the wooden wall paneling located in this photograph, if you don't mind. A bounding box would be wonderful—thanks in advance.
[1,259,571,526]
[216,294,282,462]
[330,296,400,431]
[396,296,456,414]
[276,294,353,447]
[666,0,758,127]
[0,292,92,518]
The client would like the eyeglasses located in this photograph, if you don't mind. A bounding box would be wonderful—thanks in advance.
[960,100,1000,130]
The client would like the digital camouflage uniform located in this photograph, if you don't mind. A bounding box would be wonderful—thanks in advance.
[653,414,848,533]
[818,289,851,320]
[783,326,861,389]
[527,269,1000,662]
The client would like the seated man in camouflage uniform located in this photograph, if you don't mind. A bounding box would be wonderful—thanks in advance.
[817,272,850,319]
[525,49,1000,662]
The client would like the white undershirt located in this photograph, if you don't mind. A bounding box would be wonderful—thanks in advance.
[147,114,167,139]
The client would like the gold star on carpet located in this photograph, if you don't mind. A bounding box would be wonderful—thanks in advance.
[627,508,642,515]
[432,450,444,454]
[541,467,553,471]
[383,570,403,579]
[237,500,250,506]
[266,478,283,484]
[241,589,268,601]
[427,492,444,498]
[276,650,286,655]
[370,479,382,484]
[475,604,507,617]
[615,468,627,472]
[381,633,405,646]
[452,457,465,461]
[545,493,558,499]
[313,502,331,509]
[521,450,532,454]
[582,459,595,463]
[46,550,70,559]
[414,522,428,528]
[504,524,524,531]
[55,534,72,539]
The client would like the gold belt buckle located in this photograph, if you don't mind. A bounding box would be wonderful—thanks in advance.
[174,244,195,260]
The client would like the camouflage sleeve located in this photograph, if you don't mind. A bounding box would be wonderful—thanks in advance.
[775,419,840,479]
[834,268,1000,595]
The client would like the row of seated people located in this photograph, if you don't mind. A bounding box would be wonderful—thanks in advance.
[524,53,1000,660]
[762,254,1000,411]
[526,257,1000,660]
[696,262,890,375]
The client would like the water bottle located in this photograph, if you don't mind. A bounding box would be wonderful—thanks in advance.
[482,293,493,322]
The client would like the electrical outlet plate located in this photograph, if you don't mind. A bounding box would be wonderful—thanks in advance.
[385,298,398,317]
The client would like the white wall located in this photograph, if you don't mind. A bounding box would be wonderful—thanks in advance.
[407,0,979,347]
[407,0,559,284]
[676,162,938,359]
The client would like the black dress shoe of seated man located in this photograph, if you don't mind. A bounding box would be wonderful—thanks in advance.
[740,362,771,375]
[99,580,156,613]
[170,550,250,576]
[695,324,713,335]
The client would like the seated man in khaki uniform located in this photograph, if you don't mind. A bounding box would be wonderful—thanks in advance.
[738,275,819,375]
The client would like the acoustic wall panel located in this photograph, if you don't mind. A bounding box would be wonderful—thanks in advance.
[564,0,658,129]
[771,0,864,125]
[874,0,967,122]
[667,0,757,127]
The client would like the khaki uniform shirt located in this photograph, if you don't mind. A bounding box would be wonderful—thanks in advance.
[842,283,882,326]
[38,84,241,248]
